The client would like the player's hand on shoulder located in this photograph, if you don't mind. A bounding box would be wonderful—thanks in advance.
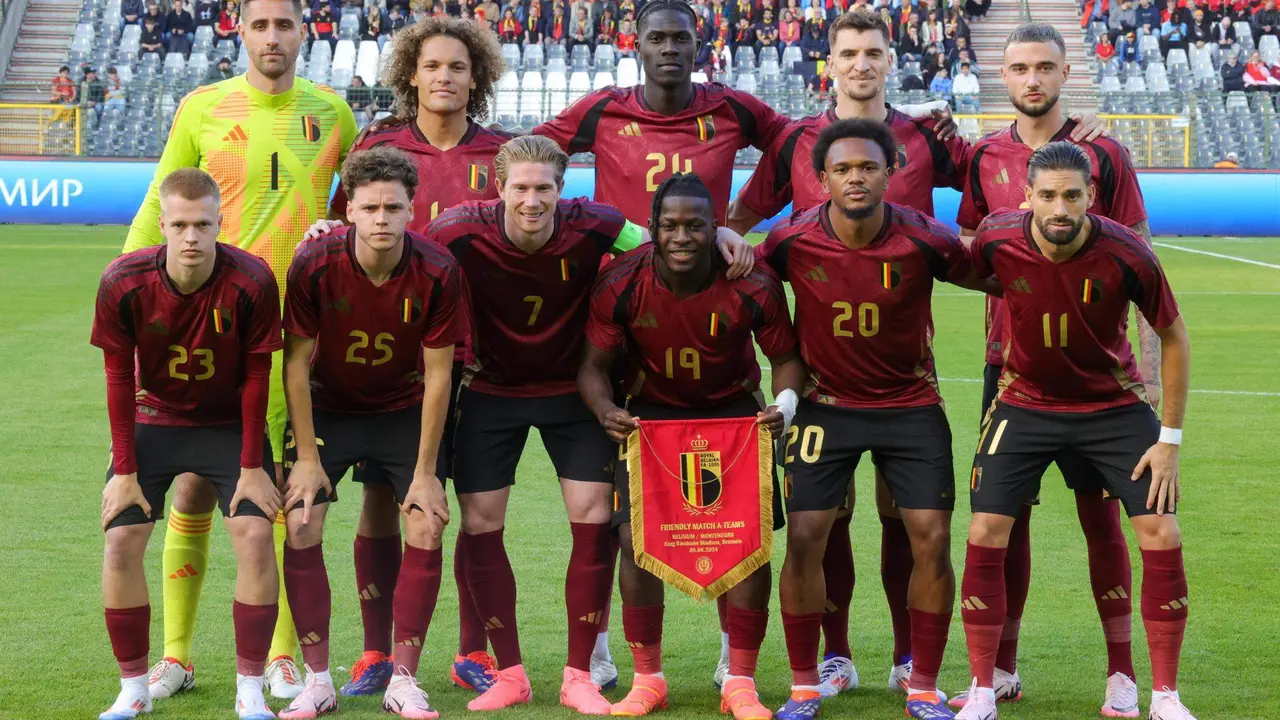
[1133,440,1180,515]
[283,456,331,524]
[301,219,346,247]
[102,472,149,530]
[716,226,755,279]
[402,470,449,537]
[601,406,640,444]
[929,104,958,141]
[352,114,402,147]
[1069,113,1111,142]
[230,466,283,519]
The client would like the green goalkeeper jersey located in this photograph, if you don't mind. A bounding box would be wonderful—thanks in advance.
[124,75,358,290]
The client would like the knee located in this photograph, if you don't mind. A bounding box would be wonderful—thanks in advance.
[968,514,1013,548]
[459,496,506,534]
[403,513,443,549]
[285,517,324,549]
[911,524,952,566]
[104,527,148,572]
[1133,516,1181,550]
[172,473,216,513]
[785,519,830,565]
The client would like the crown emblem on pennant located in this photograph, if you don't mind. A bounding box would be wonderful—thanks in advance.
[690,435,710,451]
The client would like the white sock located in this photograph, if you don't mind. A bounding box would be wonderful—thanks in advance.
[790,684,820,694]
[236,674,265,686]
[636,671,665,680]
[719,631,730,663]
[593,630,613,662]
[311,669,334,686]
[906,686,936,697]
[724,674,753,683]
[1152,688,1180,705]
[121,675,148,692]
[975,686,997,704]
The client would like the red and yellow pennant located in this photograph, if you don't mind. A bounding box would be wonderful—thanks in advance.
[627,417,773,601]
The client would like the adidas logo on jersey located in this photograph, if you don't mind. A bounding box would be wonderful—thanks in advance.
[632,312,658,328]
[223,125,248,143]
[1007,277,1032,294]
[618,122,642,136]
[993,168,1010,185]
[804,265,828,282]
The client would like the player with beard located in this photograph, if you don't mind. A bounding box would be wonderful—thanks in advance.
[955,141,1194,720]
[947,24,1154,719]
[580,173,807,719]
[123,0,357,701]
[726,13,1108,698]
[762,119,997,720]
[302,17,515,698]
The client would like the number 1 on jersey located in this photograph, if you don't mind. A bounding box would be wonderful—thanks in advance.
[271,152,279,190]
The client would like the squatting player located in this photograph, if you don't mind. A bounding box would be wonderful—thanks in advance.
[277,147,465,719]
[426,135,656,713]
[123,0,358,700]
[949,24,1155,717]
[761,119,995,720]
[727,11,1108,696]
[307,16,512,697]
[579,173,807,719]
[93,169,285,720]
[955,141,1193,720]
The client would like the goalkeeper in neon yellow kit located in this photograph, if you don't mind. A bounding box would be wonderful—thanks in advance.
[122,0,357,701]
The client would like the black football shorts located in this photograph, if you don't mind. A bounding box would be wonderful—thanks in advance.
[105,423,273,529]
[354,361,463,486]
[283,405,424,506]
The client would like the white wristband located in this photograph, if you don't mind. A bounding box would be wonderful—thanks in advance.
[774,389,799,431]
[1159,426,1183,445]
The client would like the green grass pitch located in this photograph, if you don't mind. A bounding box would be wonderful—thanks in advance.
[1,227,1277,720]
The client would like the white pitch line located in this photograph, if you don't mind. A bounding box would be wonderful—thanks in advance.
[757,368,1280,397]
[1154,242,1280,270]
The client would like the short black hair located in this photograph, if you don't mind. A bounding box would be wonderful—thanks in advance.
[59,65,70,73]
[1005,23,1067,56]
[1027,141,1092,184]
[649,172,713,237]
[811,118,899,177]
[636,0,698,36]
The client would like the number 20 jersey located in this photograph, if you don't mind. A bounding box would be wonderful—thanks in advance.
[755,202,972,409]
[282,228,467,414]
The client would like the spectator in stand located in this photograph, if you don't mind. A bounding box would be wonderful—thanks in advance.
[922,8,944,45]
[387,4,406,34]
[807,64,832,103]
[1136,0,1162,33]
[568,5,594,55]
[1097,31,1118,62]
[121,0,144,32]
[929,65,952,101]
[1256,1,1280,45]
[104,66,127,111]
[755,8,779,58]
[924,46,947,85]
[1117,29,1143,62]
[1187,7,1211,45]
[166,0,195,57]
[524,4,544,44]
[952,47,980,75]
[1214,150,1240,167]
[1082,0,1107,28]
[804,0,823,24]
[734,16,757,54]
[477,0,499,21]
[311,3,336,51]
[1221,50,1246,89]
[800,17,827,60]
[547,1,568,45]
[1110,0,1138,41]
[945,35,972,68]
[215,0,238,45]
[598,8,617,46]
[80,67,105,124]
[1160,12,1188,56]
[964,0,990,20]
[140,15,165,57]
[1161,0,1190,25]
[953,60,980,111]
[1212,12,1238,43]
[206,54,234,81]
[361,9,388,48]
[1244,49,1280,88]
[194,0,219,26]
[347,75,374,124]
[780,9,801,48]
[142,1,167,34]
[617,17,636,54]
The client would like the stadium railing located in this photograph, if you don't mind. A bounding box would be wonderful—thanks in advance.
[0,101,82,155]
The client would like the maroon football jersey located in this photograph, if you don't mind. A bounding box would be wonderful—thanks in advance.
[737,105,971,219]
[532,83,790,224]
[431,197,628,397]
[971,210,1179,412]
[283,228,466,413]
[587,245,796,409]
[755,201,971,409]
[956,119,1148,366]
[91,245,283,426]
[330,119,510,230]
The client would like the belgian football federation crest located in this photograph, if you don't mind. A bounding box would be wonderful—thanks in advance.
[402,295,423,324]
[881,262,902,290]
[300,115,321,142]
[1080,277,1103,304]
[679,435,723,516]
[695,115,716,143]
[467,164,489,192]
[211,305,233,334]
[559,256,577,281]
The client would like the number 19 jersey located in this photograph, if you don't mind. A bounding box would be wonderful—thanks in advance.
[124,76,359,291]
